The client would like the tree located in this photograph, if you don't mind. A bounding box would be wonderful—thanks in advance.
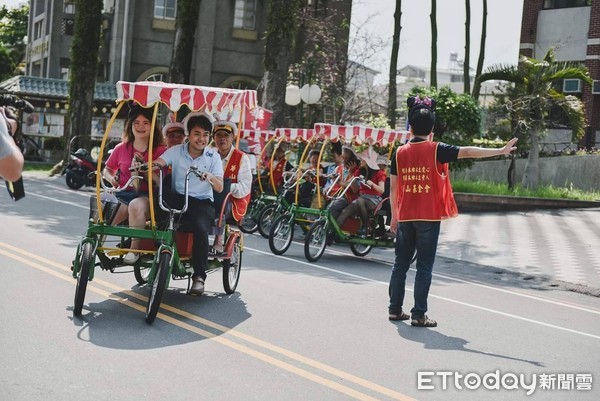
[387,0,402,128]
[429,0,437,88]
[0,4,28,79]
[471,0,487,100]
[463,0,471,94]
[258,0,302,129]
[410,86,481,171]
[477,48,592,188]
[67,0,103,158]
[167,0,201,84]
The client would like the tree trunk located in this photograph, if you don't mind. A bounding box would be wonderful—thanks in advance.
[258,0,301,129]
[168,0,202,84]
[472,0,487,99]
[67,0,102,162]
[463,0,470,94]
[388,0,402,128]
[522,129,540,188]
[430,0,437,88]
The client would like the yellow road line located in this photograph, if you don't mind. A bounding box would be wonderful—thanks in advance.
[0,242,417,401]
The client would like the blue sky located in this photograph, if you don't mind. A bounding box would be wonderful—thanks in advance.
[350,0,525,83]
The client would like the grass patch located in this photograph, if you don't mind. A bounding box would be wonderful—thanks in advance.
[452,179,600,201]
[23,162,55,172]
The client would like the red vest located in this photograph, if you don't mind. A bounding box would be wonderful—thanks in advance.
[224,148,251,221]
[395,141,458,221]
[272,158,286,189]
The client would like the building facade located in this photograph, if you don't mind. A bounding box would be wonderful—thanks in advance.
[13,0,352,160]
[519,0,600,148]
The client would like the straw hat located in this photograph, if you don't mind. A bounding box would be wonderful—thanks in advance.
[358,147,380,170]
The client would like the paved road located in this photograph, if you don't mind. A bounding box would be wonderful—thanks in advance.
[438,209,600,290]
[0,172,598,401]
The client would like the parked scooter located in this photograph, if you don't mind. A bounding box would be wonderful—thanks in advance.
[62,136,110,190]
[64,147,103,189]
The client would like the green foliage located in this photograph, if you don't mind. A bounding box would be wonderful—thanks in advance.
[0,3,28,78]
[0,5,28,48]
[408,86,482,171]
[358,113,391,129]
[452,179,600,201]
[478,48,592,142]
[0,46,15,81]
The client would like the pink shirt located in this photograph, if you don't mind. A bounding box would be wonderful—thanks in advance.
[106,141,166,191]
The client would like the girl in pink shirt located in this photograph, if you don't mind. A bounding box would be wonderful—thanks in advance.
[103,104,166,264]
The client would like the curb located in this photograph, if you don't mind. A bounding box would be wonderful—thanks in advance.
[454,193,600,212]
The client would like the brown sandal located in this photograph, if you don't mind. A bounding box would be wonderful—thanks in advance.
[411,315,437,327]
[389,311,410,321]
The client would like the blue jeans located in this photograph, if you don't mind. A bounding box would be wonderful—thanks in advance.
[388,221,441,319]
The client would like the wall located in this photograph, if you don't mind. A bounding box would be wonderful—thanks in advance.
[536,6,591,60]
[451,154,600,191]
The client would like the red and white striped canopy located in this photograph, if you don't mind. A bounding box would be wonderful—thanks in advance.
[116,81,258,112]
[314,123,409,146]
[239,129,277,142]
[274,128,315,142]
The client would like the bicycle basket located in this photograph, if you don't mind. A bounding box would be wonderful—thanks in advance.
[89,194,120,224]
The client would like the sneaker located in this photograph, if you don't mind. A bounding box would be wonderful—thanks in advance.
[123,252,139,265]
[190,276,205,295]
[411,315,437,327]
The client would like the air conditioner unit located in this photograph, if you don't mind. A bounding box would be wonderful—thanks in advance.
[592,80,600,95]
[563,79,582,93]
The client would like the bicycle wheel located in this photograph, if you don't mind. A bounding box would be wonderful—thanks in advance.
[73,242,94,316]
[268,215,294,255]
[257,204,277,238]
[239,214,258,234]
[145,251,171,324]
[134,263,151,285]
[223,236,242,294]
[350,243,372,257]
[304,220,328,262]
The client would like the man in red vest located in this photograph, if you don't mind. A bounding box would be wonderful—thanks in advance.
[212,120,252,254]
[388,96,518,327]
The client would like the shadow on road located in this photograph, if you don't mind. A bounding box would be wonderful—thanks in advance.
[66,288,251,350]
[395,323,544,367]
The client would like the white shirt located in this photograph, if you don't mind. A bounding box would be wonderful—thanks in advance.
[219,146,252,199]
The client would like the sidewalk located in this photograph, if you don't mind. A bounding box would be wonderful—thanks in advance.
[438,209,600,291]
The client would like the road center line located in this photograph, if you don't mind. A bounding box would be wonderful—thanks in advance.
[0,242,416,401]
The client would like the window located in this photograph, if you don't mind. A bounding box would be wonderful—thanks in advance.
[233,0,256,30]
[154,0,176,19]
[33,20,43,40]
[64,0,75,14]
[543,0,590,9]
[60,58,70,80]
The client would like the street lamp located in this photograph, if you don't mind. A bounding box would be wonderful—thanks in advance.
[285,83,321,127]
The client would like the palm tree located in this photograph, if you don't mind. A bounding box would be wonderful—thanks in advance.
[472,0,487,100]
[429,0,437,88]
[477,48,592,188]
[388,0,402,128]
